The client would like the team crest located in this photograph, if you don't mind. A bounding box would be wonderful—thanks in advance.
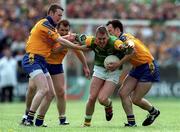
[48,31,51,35]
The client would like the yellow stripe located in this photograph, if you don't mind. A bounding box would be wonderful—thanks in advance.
[28,113,35,116]
[84,122,91,126]
[85,36,94,46]
[29,53,35,64]
[37,117,44,119]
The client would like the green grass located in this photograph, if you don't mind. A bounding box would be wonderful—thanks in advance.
[0,98,180,132]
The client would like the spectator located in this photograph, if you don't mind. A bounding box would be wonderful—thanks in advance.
[0,47,17,102]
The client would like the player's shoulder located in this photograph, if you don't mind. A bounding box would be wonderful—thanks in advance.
[38,18,56,32]
[109,35,118,40]
[109,35,119,43]
[119,33,135,42]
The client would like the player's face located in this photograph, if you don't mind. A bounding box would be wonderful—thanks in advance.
[107,24,119,37]
[51,9,63,24]
[58,25,70,36]
[95,32,109,48]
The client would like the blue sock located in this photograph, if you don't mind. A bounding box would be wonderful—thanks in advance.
[35,115,44,126]
[127,115,136,125]
[59,116,66,124]
[27,111,35,121]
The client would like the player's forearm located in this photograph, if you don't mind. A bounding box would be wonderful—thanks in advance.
[118,53,133,66]
[57,37,82,50]
[62,35,70,40]
[74,50,88,67]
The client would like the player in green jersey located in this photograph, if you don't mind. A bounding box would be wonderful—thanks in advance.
[80,26,126,126]
[59,26,125,126]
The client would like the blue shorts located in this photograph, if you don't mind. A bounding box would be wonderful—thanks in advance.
[22,53,48,78]
[129,60,160,82]
[46,63,64,75]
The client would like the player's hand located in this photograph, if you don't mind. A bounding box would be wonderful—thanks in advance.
[68,32,76,42]
[75,34,86,45]
[105,62,120,71]
[83,66,91,79]
[124,41,134,54]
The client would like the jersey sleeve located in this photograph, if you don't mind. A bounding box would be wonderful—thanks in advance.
[83,36,94,47]
[114,39,124,50]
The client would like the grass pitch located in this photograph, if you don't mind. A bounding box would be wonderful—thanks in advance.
[0,98,180,132]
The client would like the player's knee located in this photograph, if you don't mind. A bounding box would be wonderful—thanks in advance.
[131,97,141,105]
[119,90,126,99]
[46,91,55,101]
[56,89,65,99]
[98,96,107,105]
[39,86,49,96]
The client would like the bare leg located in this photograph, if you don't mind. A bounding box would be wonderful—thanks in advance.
[98,81,117,121]
[84,77,104,126]
[51,73,69,124]
[131,82,153,111]
[26,79,36,112]
[86,77,104,116]
[35,75,54,126]
[119,75,137,115]
[98,81,116,106]
[51,73,66,117]
[119,75,138,126]
[29,73,49,112]
[132,82,160,126]
[38,75,55,116]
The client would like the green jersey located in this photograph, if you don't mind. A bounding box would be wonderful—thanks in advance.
[83,35,124,67]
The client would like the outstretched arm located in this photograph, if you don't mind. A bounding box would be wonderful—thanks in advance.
[56,37,83,50]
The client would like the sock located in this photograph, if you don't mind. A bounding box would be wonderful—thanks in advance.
[59,115,66,124]
[127,115,136,125]
[84,115,92,126]
[105,100,112,108]
[35,115,44,126]
[149,107,158,115]
[27,111,35,121]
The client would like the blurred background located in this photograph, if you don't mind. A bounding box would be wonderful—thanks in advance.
[0,0,180,102]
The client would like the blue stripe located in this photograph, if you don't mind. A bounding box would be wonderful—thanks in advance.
[42,21,55,32]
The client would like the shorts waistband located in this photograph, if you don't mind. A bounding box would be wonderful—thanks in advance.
[27,53,45,60]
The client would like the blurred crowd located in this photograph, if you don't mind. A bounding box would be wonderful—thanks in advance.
[67,0,180,20]
[0,0,180,101]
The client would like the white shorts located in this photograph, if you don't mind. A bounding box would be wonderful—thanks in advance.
[29,69,50,79]
[92,65,122,84]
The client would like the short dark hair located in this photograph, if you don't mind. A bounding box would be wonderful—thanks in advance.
[96,26,109,36]
[57,19,70,29]
[47,4,64,14]
[106,19,123,33]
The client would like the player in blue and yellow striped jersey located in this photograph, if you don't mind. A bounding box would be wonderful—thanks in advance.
[21,20,90,127]
[21,4,79,126]
[106,19,160,127]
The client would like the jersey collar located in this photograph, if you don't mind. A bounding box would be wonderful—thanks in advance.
[46,16,57,28]
[119,32,123,39]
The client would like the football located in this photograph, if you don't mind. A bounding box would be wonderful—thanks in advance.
[104,55,120,68]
